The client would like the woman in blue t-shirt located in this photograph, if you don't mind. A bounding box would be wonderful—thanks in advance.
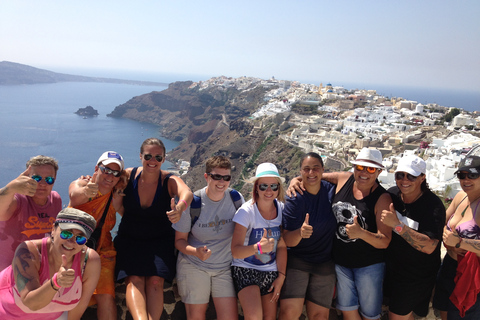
[280,152,337,320]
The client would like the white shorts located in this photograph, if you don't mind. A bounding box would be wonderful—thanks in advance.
[176,254,236,304]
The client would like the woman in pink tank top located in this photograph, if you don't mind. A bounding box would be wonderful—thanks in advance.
[0,208,101,320]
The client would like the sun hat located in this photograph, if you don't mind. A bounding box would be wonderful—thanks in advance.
[55,208,97,238]
[350,148,384,169]
[246,162,285,183]
[395,155,426,177]
[455,155,480,174]
[97,151,124,171]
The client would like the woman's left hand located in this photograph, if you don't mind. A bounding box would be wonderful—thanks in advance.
[268,273,285,303]
[166,198,182,224]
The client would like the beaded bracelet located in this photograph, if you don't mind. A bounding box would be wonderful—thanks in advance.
[52,273,61,289]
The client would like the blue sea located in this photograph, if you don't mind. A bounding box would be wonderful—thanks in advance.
[0,82,177,205]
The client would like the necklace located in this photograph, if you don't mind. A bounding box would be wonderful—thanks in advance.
[401,191,423,204]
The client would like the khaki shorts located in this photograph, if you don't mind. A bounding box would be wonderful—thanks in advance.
[176,254,236,304]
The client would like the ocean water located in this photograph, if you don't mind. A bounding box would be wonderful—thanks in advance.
[0,82,177,205]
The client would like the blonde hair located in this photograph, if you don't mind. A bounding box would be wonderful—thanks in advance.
[26,155,59,174]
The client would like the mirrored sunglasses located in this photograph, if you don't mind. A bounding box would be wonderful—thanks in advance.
[99,166,121,177]
[457,172,480,180]
[258,183,279,191]
[354,165,378,174]
[143,154,163,162]
[31,175,55,185]
[59,230,87,245]
[207,173,232,181]
[395,172,419,182]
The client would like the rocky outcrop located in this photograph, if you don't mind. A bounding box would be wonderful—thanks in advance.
[75,106,99,116]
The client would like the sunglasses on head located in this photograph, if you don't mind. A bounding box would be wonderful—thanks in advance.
[354,165,378,174]
[59,230,87,245]
[258,183,279,191]
[99,166,121,177]
[31,175,55,185]
[143,154,163,162]
[395,172,419,182]
[456,172,480,180]
[207,173,232,181]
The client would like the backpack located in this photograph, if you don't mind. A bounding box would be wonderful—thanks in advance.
[190,188,243,227]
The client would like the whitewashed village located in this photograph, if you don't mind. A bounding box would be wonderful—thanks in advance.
[183,76,480,202]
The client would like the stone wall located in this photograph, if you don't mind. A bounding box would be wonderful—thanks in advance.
[80,281,440,320]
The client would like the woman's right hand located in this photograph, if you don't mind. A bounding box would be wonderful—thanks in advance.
[258,228,275,253]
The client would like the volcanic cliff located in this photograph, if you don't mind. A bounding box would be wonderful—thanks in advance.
[108,80,304,194]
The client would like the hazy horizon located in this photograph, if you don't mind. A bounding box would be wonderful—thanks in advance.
[1,1,479,98]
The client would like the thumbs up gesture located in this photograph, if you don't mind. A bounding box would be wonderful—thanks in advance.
[8,166,37,197]
[84,172,99,199]
[166,198,182,224]
[195,245,212,261]
[345,215,363,239]
[381,203,399,228]
[55,254,76,288]
[300,213,313,239]
[258,228,275,253]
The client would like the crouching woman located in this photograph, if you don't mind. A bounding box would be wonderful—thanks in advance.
[0,208,101,320]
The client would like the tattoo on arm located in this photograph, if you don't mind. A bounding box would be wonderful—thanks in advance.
[401,229,438,253]
[464,239,480,252]
[0,187,8,196]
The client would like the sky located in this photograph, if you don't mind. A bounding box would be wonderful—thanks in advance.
[1,1,480,93]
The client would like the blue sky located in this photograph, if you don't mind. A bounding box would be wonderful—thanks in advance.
[1,1,479,92]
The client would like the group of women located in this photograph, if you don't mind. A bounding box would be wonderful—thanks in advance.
[1,139,480,320]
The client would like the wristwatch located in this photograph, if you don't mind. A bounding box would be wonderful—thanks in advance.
[394,222,405,234]
[455,237,462,248]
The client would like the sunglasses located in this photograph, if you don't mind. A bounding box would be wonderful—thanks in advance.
[59,230,87,245]
[258,183,279,191]
[354,165,378,174]
[31,175,55,185]
[456,172,480,180]
[143,154,163,162]
[395,172,419,182]
[207,173,232,181]
[99,166,121,177]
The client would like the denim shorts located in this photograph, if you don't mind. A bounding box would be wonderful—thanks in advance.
[335,262,385,320]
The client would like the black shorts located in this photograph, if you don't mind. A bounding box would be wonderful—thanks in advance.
[231,266,278,296]
[386,276,436,317]
[433,254,457,312]
[280,255,335,308]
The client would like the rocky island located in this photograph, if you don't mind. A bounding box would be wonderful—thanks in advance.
[75,106,99,117]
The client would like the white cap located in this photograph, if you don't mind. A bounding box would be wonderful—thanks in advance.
[246,162,285,183]
[97,151,124,171]
[350,148,384,169]
[395,155,426,177]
